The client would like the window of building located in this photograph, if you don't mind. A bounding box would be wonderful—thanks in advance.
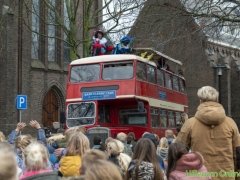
[119,109,147,125]
[168,111,175,127]
[173,76,179,91]
[136,62,146,81]
[151,108,159,127]
[165,73,172,89]
[160,109,167,128]
[157,69,164,86]
[179,78,186,93]
[70,64,100,83]
[31,0,40,59]
[63,0,70,63]
[147,65,156,84]
[48,0,56,61]
[98,105,111,123]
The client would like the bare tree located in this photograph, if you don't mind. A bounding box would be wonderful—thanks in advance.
[21,0,146,61]
[155,0,240,45]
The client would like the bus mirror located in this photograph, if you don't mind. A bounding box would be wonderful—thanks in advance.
[138,101,144,112]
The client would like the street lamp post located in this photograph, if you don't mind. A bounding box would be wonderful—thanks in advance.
[217,66,222,104]
[216,65,227,104]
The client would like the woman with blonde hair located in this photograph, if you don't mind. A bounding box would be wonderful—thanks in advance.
[157,137,169,162]
[165,129,175,145]
[53,126,89,157]
[157,137,169,170]
[107,139,131,179]
[20,142,58,179]
[59,132,90,177]
[14,135,32,169]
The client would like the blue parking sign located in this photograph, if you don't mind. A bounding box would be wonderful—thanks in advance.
[16,95,27,110]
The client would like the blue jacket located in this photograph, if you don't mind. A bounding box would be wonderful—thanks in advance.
[113,44,131,54]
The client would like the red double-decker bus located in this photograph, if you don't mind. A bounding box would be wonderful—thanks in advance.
[65,49,188,146]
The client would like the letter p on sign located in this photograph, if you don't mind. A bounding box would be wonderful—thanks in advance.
[16,95,27,110]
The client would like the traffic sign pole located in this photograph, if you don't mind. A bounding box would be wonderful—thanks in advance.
[19,110,22,135]
[16,95,27,135]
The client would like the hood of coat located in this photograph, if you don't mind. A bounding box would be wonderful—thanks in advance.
[159,148,168,161]
[195,102,226,126]
[60,155,81,177]
[175,153,203,172]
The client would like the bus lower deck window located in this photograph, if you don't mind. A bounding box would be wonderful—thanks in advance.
[98,105,110,123]
[151,108,159,127]
[66,102,95,127]
[119,108,147,125]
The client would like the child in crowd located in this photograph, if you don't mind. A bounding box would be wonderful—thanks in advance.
[127,132,137,151]
[167,141,211,180]
[59,132,90,178]
[157,137,169,167]
[80,149,107,175]
[126,138,164,180]
[116,132,133,157]
[8,120,55,171]
[53,126,89,158]
[0,142,18,180]
[20,142,58,180]
[142,132,165,171]
[107,139,131,179]
[84,160,122,180]
[165,129,175,145]
[92,136,105,151]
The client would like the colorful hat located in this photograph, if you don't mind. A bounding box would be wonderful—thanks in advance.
[120,36,134,43]
[94,30,104,38]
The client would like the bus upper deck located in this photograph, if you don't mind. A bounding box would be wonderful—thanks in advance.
[67,54,187,104]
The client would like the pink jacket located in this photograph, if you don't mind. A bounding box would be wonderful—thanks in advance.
[169,153,212,180]
[20,169,53,179]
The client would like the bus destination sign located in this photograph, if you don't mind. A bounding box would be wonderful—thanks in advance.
[82,90,116,100]
[159,91,167,100]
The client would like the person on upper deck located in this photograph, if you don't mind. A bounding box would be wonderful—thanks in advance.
[157,58,171,71]
[113,36,135,54]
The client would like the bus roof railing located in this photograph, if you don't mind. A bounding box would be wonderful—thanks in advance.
[70,54,157,67]
[133,48,183,66]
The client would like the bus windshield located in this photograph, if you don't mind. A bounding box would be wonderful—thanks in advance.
[102,61,133,80]
[70,64,100,83]
[66,102,95,127]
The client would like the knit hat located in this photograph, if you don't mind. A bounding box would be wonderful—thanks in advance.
[142,133,157,149]
[120,36,134,43]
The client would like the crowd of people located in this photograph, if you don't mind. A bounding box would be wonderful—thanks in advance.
[0,85,240,180]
